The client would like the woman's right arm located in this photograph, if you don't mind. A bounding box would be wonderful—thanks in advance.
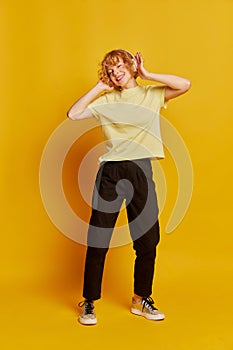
[67,81,113,120]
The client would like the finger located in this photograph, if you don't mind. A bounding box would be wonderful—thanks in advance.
[135,52,141,64]
[136,52,142,65]
[138,52,143,64]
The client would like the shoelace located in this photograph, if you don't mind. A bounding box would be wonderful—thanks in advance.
[142,297,158,312]
[78,300,94,314]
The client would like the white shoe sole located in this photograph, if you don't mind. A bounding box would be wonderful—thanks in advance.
[131,307,165,321]
[78,316,97,325]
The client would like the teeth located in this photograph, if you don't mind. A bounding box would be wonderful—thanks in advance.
[117,75,124,81]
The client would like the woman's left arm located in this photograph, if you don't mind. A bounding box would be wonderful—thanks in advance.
[135,52,191,101]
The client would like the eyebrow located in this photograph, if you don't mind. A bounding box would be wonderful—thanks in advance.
[107,62,122,70]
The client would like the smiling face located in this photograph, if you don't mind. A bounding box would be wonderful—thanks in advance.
[100,50,138,90]
[106,57,137,90]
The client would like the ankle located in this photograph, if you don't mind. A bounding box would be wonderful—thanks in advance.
[133,294,143,303]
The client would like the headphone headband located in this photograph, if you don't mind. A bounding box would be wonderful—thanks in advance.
[120,49,134,59]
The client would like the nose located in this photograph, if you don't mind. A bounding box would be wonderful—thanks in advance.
[112,67,120,77]
[112,70,117,77]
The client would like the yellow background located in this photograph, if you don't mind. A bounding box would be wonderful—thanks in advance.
[1,0,233,349]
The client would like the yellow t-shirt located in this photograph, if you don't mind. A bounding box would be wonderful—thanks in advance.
[88,85,167,163]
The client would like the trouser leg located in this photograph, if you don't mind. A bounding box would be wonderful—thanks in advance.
[82,162,123,300]
[83,246,108,300]
[126,159,160,297]
[133,221,160,297]
[83,210,119,300]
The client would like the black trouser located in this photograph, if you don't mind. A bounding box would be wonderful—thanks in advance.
[83,159,160,300]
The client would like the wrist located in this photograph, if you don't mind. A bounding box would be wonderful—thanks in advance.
[143,71,153,80]
[95,81,105,93]
[139,69,151,81]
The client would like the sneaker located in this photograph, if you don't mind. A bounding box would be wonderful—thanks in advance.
[78,300,97,325]
[131,296,165,321]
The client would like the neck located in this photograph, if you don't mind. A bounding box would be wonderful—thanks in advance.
[121,78,138,90]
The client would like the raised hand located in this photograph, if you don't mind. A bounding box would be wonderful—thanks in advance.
[97,79,114,92]
[135,52,150,80]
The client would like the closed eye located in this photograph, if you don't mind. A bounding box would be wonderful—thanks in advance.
[107,63,122,75]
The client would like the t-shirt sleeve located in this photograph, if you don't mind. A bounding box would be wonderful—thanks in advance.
[159,85,168,109]
[148,85,168,110]
[87,93,108,120]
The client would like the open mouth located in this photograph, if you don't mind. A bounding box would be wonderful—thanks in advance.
[116,74,125,83]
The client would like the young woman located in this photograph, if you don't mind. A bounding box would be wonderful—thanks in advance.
[67,49,191,325]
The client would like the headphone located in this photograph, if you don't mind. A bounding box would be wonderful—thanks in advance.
[119,49,138,73]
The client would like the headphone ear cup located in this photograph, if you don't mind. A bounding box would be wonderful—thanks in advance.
[119,49,138,73]
[132,57,138,72]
